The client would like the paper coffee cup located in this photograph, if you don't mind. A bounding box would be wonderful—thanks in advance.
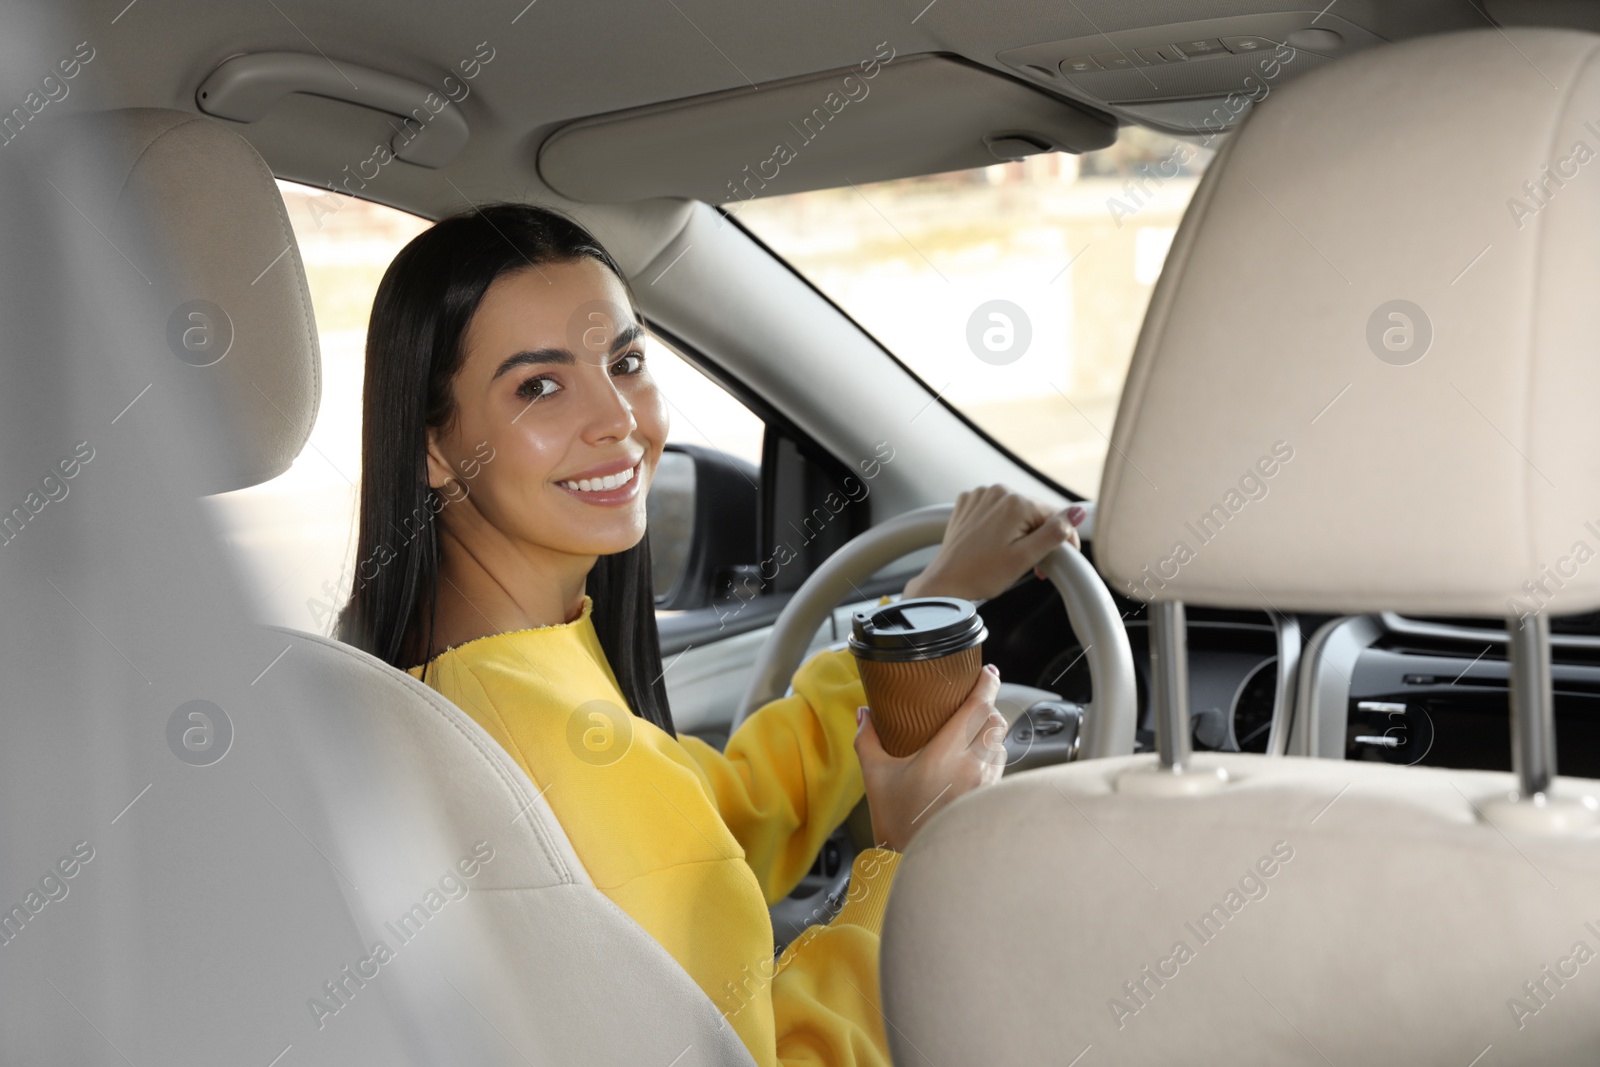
[848,597,988,758]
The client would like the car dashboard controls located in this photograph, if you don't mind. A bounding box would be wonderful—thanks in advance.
[1004,700,1083,773]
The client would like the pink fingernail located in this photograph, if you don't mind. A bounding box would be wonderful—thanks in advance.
[856,706,868,730]
[1067,506,1086,527]
[984,663,1000,678]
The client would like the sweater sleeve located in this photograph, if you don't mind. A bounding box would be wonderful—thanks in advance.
[678,644,870,905]
[767,847,904,1066]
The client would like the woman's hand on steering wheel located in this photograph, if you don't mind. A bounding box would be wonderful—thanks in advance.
[901,485,1086,602]
[853,663,1008,853]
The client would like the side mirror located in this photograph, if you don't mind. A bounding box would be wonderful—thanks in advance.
[646,443,760,610]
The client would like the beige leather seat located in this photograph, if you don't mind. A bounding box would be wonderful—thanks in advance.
[7,108,754,1065]
[880,27,1600,1065]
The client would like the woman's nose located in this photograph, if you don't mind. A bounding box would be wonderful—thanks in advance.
[582,368,637,442]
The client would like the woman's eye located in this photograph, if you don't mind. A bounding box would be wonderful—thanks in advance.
[612,352,644,376]
[516,375,561,401]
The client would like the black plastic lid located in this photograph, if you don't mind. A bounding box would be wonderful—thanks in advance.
[847,596,988,663]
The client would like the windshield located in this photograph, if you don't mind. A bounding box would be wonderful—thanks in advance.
[733,125,1221,498]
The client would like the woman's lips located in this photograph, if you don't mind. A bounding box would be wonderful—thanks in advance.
[554,460,642,507]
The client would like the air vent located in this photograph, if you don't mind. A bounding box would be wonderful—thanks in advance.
[1349,615,1600,776]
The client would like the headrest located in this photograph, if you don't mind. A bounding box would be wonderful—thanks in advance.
[45,108,319,494]
[1095,28,1600,618]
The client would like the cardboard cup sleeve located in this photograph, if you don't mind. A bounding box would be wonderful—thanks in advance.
[857,644,984,758]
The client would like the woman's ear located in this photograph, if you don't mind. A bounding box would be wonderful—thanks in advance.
[423,428,457,492]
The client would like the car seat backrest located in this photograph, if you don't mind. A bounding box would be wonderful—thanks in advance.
[881,28,1600,1066]
[12,107,756,1065]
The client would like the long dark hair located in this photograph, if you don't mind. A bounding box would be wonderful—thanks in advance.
[337,202,676,736]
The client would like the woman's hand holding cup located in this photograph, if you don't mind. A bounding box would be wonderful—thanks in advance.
[853,663,1007,853]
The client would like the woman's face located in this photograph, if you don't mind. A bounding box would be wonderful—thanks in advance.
[425,257,668,560]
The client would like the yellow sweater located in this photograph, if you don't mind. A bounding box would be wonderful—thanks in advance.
[407,594,902,1066]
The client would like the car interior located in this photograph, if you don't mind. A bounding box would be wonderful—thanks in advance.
[6,0,1600,1063]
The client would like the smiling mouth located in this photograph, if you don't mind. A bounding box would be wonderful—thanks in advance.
[557,462,639,494]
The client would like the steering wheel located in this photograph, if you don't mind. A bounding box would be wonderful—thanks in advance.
[731,503,1137,758]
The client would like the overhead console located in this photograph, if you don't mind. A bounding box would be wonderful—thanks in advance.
[997,8,1478,135]
[537,53,1116,205]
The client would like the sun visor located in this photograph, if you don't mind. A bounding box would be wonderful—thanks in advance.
[537,52,1115,204]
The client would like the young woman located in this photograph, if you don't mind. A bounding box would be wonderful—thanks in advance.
[338,202,1083,1066]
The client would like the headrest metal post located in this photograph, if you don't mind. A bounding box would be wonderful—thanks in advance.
[1265,611,1300,758]
[1506,613,1555,799]
[1149,600,1191,771]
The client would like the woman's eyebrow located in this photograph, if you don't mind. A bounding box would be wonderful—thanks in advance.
[492,348,572,380]
[611,322,644,350]
[491,322,645,380]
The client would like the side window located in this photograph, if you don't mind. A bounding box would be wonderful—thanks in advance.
[645,332,876,636]
[204,183,429,634]
[643,334,764,610]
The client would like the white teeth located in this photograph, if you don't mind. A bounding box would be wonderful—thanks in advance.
[562,464,636,492]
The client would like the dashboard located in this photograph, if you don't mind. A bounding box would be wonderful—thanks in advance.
[978,569,1598,776]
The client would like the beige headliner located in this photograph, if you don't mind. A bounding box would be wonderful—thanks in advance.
[49,0,1573,240]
